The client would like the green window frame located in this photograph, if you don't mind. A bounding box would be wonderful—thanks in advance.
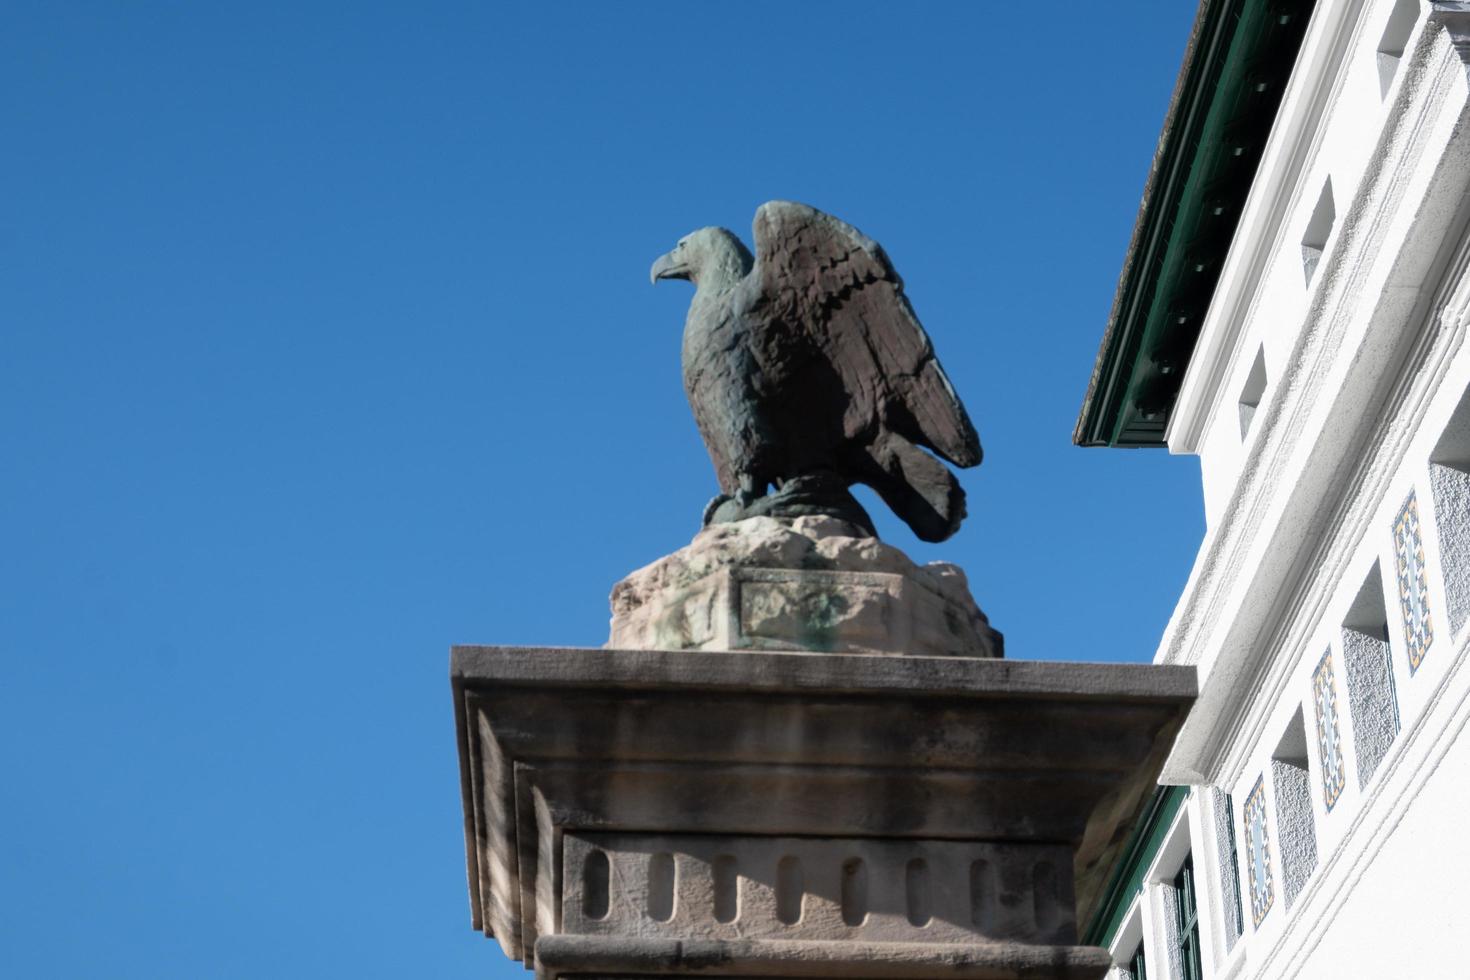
[1175,854,1204,980]
[1223,792,1244,941]
[1129,942,1148,980]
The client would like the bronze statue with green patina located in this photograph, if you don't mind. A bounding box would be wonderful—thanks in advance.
[651,201,981,542]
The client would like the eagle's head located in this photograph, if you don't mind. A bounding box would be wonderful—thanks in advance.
[650,227,753,290]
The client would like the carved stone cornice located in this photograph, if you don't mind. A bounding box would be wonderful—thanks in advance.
[451,647,1194,979]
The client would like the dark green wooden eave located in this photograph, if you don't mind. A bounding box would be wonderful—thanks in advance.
[1074,0,1314,448]
[1081,784,1190,948]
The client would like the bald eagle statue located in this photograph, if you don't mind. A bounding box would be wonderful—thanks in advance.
[650,201,981,543]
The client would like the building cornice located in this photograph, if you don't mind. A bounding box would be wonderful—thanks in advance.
[1074,0,1315,448]
[1167,0,1368,454]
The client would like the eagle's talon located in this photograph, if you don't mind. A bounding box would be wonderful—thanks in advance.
[734,474,764,510]
[701,495,732,526]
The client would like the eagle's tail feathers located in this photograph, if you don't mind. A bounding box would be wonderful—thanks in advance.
[861,433,966,543]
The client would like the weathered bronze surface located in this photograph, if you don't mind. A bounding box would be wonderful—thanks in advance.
[652,202,981,542]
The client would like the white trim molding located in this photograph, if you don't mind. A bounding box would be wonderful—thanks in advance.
[1158,1,1470,787]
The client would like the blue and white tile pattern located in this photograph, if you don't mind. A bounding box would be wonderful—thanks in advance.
[1393,490,1434,674]
[1244,775,1274,927]
[1312,649,1346,811]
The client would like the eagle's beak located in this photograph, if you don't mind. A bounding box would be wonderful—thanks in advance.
[650,250,690,285]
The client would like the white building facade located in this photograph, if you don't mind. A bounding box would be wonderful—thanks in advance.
[1077,1,1470,977]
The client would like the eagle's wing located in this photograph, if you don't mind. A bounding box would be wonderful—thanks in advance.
[741,200,981,467]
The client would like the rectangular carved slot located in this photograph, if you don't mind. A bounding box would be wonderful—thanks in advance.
[1377,0,1420,97]
[1271,710,1317,910]
[1301,179,1335,285]
[1342,563,1399,787]
[1239,346,1268,439]
[713,854,739,924]
[1430,381,1470,637]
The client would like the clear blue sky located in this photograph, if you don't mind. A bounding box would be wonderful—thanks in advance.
[2,3,1203,976]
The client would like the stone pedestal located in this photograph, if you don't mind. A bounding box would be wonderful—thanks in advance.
[608,517,1002,658]
[450,647,1194,979]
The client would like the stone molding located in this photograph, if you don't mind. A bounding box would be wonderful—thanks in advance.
[450,647,1194,978]
[561,833,1077,947]
[533,934,1113,980]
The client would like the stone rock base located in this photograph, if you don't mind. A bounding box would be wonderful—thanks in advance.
[608,516,1002,658]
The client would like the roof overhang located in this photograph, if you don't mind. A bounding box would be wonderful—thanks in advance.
[1074,0,1315,448]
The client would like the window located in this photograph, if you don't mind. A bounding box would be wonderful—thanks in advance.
[1174,855,1204,980]
[1109,897,1150,980]
[1211,787,1244,948]
[1129,941,1148,980]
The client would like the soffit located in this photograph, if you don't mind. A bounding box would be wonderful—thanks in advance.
[1075,0,1315,448]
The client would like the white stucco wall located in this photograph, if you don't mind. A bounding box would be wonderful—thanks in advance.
[1125,2,1470,977]
[1292,705,1470,979]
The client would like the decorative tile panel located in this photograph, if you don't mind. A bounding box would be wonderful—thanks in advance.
[1312,649,1347,811]
[1244,776,1274,927]
[1393,490,1434,674]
